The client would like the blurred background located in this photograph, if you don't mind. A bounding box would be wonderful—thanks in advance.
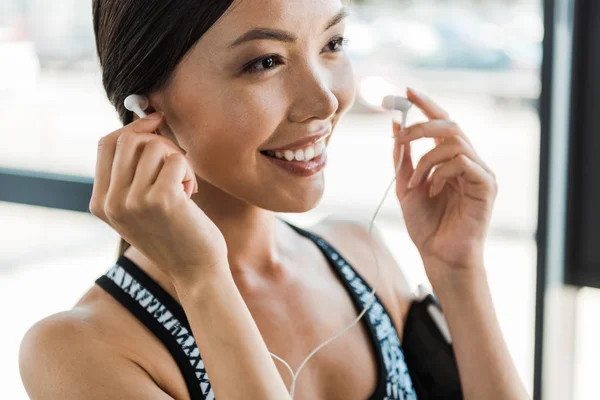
[0,0,597,399]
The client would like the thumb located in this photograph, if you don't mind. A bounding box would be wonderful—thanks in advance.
[130,112,165,133]
[393,120,414,199]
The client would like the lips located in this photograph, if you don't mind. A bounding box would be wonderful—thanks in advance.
[260,128,331,167]
[261,148,328,177]
[261,127,332,153]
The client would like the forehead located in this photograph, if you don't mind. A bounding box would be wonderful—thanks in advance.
[203,0,345,47]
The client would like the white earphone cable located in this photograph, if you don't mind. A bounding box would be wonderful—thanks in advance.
[124,94,410,399]
[272,109,409,399]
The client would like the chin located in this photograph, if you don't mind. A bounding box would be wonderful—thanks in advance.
[286,200,321,213]
[257,183,325,213]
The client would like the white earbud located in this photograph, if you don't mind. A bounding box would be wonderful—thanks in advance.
[382,95,413,140]
[124,94,150,119]
[381,95,412,113]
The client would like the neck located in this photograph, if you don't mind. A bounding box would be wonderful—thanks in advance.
[191,181,294,276]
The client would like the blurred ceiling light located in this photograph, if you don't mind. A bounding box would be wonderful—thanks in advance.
[358,76,399,108]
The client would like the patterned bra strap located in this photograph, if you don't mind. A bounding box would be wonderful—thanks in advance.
[95,256,214,400]
[282,219,418,400]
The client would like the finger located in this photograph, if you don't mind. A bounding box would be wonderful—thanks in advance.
[153,153,197,199]
[109,114,166,188]
[132,139,198,196]
[132,113,188,155]
[90,115,172,219]
[110,125,185,193]
[130,112,165,133]
[407,87,449,120]
[130,139,169,195]
[406,88,454,147]
[407,136,479,189]
[393,119,472,146]
[428,154,494,198]
[393,122,415,199]
[397,119,496,182]
[90,132,119,219]
[429,179,447,198]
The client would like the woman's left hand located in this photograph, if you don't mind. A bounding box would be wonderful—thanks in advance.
[392,88,497,283]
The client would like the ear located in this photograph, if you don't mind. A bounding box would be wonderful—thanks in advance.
[145,105,158,115]
[136,97,182,149]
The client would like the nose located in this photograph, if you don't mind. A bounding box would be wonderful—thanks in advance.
[287,63,339,123]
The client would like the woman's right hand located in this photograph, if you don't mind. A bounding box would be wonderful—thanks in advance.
[89,112,229,284]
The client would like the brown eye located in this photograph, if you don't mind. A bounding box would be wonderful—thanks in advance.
[324,37,348,53]
[262,57,275,68]
[242,55,283,75]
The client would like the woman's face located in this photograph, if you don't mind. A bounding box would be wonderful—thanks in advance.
[153,0,355,212]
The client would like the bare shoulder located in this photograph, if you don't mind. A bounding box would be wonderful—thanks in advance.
[19,301,175,399]
[310,215,416,332]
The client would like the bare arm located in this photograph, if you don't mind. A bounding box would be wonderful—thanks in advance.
[425,262,530,400]
[20,270,290,400]
[374,226,529,399]
[19,315,175,400]
[173,266,290,399]
[388,88,529,399]
[330,217,529,399]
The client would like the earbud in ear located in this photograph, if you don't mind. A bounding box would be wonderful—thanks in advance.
[124,94,150,119]
[381,95,412,113]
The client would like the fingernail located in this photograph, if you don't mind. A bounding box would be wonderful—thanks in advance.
[144,111,163,120]
[407,87,422,98]
[392,119,404,137]
[429,184,435,198]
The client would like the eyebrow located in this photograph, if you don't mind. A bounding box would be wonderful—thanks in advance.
[229,7,350,48]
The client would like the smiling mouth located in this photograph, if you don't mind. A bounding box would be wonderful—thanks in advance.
[259,137,328,162]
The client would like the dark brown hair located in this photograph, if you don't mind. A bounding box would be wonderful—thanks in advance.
[92,0,235,256]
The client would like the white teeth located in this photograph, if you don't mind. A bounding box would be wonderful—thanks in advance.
[269,139,328,162]
[284,150,295,161]
[294,149,305,161]
[315,141,325,156]
[304,147,315,161]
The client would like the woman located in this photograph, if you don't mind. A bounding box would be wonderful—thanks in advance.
[19,0,529,399]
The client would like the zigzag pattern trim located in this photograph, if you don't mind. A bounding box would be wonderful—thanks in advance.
[105,263,215,400]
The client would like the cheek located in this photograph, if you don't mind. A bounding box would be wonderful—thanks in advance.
[177,84,288,168]
[211,85,288,151]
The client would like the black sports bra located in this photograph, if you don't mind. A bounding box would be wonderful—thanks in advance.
[95,220,418,399]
